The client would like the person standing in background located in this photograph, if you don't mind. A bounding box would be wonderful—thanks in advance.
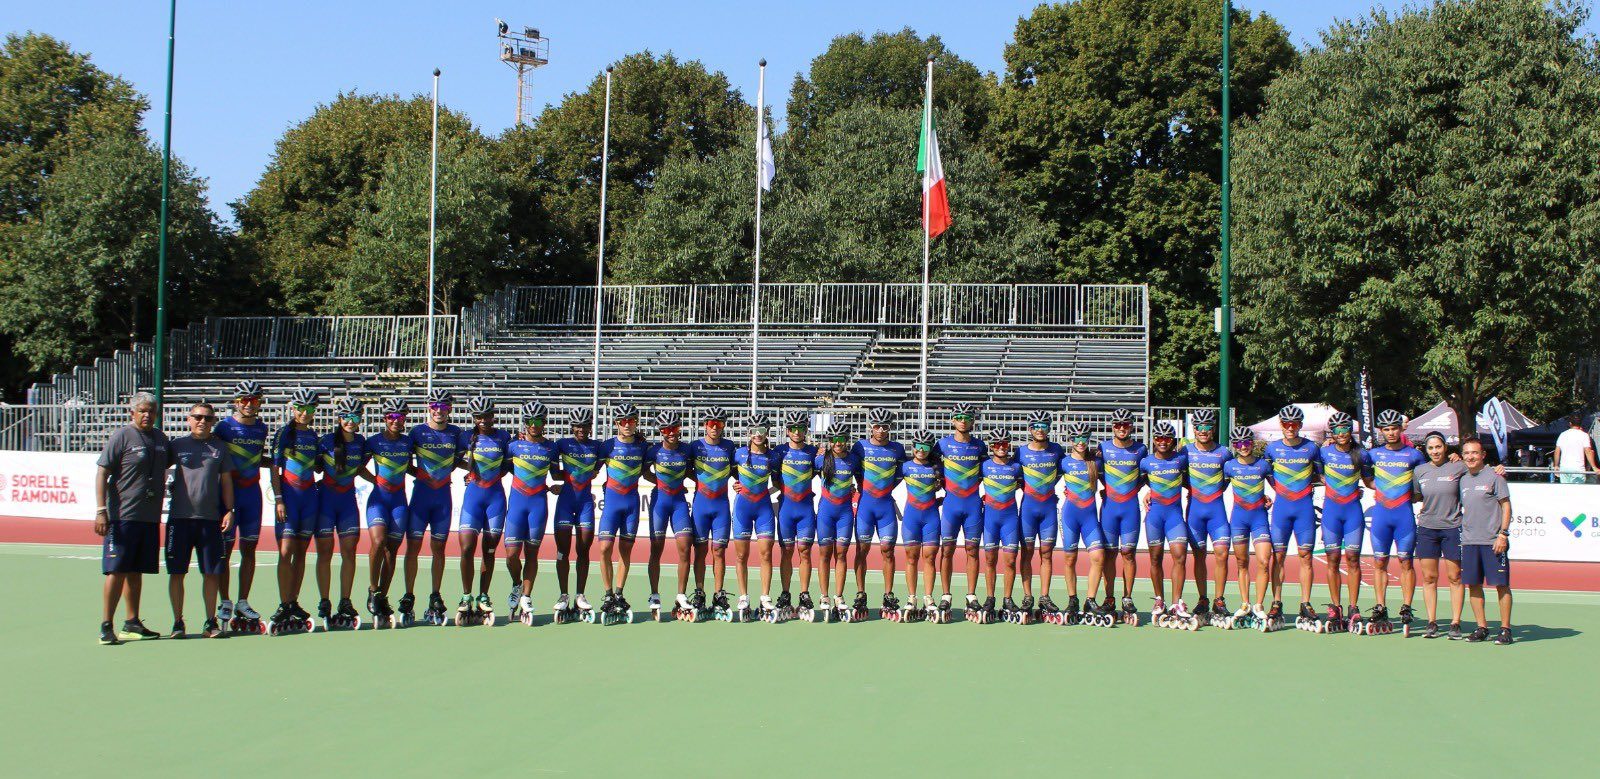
[1554,413,1597,484]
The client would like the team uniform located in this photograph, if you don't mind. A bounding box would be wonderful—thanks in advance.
[1319,443,1372,553]
[732,447,778,541]
[458,428,512,536]
[815,450,859,547]
[1183,443,1232,550]
[364,434,413,541]
[1264,439,1322,552]
[645,442,692,539]
[689,438,738,545]
[554,437,602,532]
[597,437,647,540]
[215,417,268,542]
[1017,443,1064,547]
[1058,455,1104,550]
[272,427,322,539]
[1140,452,1190,546]
[1098,440,1148,550]
[316,432,368,537]
[1223,457,1272,545]
[777,443,820,545]
[408,424,463,540]
[937,436,985,545]
[979,458,1022,551]
[900,459,942,547]
[505,438,556,547]
[1368,445,1427,559]
[853,439,907,543]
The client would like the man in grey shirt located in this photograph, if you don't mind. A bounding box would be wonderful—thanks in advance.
[1459,440,1513,644]
[1412,432,1468,637]
[95,392,171,645]
[165,402,236,638]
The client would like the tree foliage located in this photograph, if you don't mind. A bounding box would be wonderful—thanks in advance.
[1233,0,1600,432]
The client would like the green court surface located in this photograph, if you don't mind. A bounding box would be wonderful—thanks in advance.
[4,542,1594,777]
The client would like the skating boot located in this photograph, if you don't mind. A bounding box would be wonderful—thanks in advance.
[981,596,998,625]
[424,592,448,626]
[373,592,397,629]
[1295,602,1319,632]
[454,594,475,627]
[673,593,696,622]
[881,592,901,622]
[936,593,953,624]
[216,600,234,634]
[1170,600,1198,631]
[692,588,711,621]
[232,600,264,634]
[1262,600,1285,632]
[516,595,535,626]
[1194,597,1212,627]
[313,599,333,632]
[1003,597,1024,625]
[850,591,870,623]
[1039,595,1063,625]
[1362,604,1391,635]
[615,592,634,624]
[796,592,815,622]
[266,603,300,636]
[649,593,664,622]
[712,590,733,622]
[1082,598,1110,627]
[1325,604,1345,634]
[335,597,362,630]
[1398,604,1415,637]
[575,593,595,624]
[1233,605,1255,631]
[475,593,495,626]
[1346,603,1366,634]
[964,593,982,623]
[552,593,574,625]
[897,593,916,623]
[775,591,794,622]
[506,584,523,621]
[598,592,621,625]
[756,595,778,623]
[289,601,315,632]
[395,593,416,627]
[820,595,837,623]
[1150,596,1167,628]
[1212,597,1232,630]
[1120,596,1140,626]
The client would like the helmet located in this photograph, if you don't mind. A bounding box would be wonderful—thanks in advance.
[911,429,936,447]
[232,380,265,400]
[987,428,1011,446]
[1027,409,1053,427]
[746,411,771,431]
[782,410,810,429]
[1328,411,1354,428]
[1192,409,1218,426]
[823,422,848,441]
[1151,421,1177,439]
[380,397,409,416]
[1229,425,1255,445]
[466,396,494,416]
[867,408,895,427]
[521,400,548,422]
[1065,421,1090,439]
[702,406,728,423]
[334,397,361,417]
[1376,409,1403,427]
[613,402,640,421]
[289,387,320,407]
[1278,405,1305,423]
[569,407,594,427]
[426,388,453,406]
[655,409,682,428]
[951,402,979,419]
[1110,408,1135,425]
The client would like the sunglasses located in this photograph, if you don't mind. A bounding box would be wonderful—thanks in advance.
[1071,435,1089,444]
[659,425,681,435]
[705,420,725,428]
[786,425,806,433]
[752,427,771,436]
[991,441,1011,449]
[524,417,547,426]
[1281,420,1302,427]
[235,397,261,406]
[189,414,216,422]
[428,403,451,412]
[293,404,316,414]
[1232,441,1254,449]
[1195,424,1215,432]
[952,414,974,422]
[1331,425,1353,434]
[913,443,933,452]
[830,436,850,444]
[617,417,638,423]
[384,413,406,422]
[339,413,361,424]
[1112,422,1132,430]
[1154,436,1175,444]
[1030,422,1051,431]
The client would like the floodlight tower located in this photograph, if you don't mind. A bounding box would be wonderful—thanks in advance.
[497,19,550,126]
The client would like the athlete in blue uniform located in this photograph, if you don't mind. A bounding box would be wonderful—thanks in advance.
[937,403,985,613]
[1223,426,1273,622]
[215,380,269,626]
[314,397,367,625]
[688,407,738,609]
[1140,422,1189,618]
[1182,409,1232,621]
[1058,423,1106,618]
[408,389,463,621]
[270,388,322,622]
[1098,408,1147,617]
[505,401,556,619]
[776,410,819,616]
[1017,411,1064,616]
[597,403,647,616]
[455,397,511,621]
[645,409,696,613]
[733,413,780,615]
[853,408,906,615]
[362,398,412,618]
[1368,409,1428,628]
[1263,405,1322,622]
[980,428,1023,617]
[901,430,942,616]
[816,424,858,616]
[1320,412,1374,626]
[552,407,600,615]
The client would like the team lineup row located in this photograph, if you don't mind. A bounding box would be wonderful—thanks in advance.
[183,382,1514,643]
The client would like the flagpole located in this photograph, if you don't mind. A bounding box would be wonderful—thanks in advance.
[751,60,766,415]
[425,67,440,396]
[592,66,613,422]
[152,0,177,416]
[918,56,934,429]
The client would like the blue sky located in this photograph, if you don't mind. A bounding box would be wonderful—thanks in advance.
[8,1,1596,218]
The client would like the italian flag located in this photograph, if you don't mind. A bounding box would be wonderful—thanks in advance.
[918,98,952,238]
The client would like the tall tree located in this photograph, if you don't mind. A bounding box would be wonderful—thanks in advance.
[1234,0,1600,432]
[991,0,1296,404]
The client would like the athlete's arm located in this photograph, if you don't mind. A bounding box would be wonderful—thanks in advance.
[94,466,111,536]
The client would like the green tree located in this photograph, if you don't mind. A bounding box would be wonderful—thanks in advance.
[235,93,482,314]
[1234,0,1600,433]
[0,133,228,379]
[991,0,1296,404]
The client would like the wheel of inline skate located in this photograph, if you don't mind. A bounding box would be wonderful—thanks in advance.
[1402,623,1411,638]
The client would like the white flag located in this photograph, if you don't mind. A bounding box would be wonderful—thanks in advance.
[758,115,775,191]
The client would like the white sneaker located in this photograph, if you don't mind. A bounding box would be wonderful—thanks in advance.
[217,600,234,622]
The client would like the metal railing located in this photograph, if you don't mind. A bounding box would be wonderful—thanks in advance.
[205,315,455,361]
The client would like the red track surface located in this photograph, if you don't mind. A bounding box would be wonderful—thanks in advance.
[8,515,1596,592]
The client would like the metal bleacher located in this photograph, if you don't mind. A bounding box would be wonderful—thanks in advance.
[15,282,1149,450]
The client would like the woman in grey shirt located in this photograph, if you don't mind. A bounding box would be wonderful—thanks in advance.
[1412,432,1467,638]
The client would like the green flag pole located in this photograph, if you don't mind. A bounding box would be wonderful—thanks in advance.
[1219,0,1233,429]
[152,0,177,419]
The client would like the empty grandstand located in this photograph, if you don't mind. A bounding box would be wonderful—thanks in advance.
[9,283,1150,450]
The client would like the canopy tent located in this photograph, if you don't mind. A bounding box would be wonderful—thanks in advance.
[1509,412,1595,449]
[1404,401,1460,444]
[1477,396,1539,460]
[1247,403,1348,443]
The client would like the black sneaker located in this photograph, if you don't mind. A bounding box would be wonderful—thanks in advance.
[99,621,122,645]
[1466,626,1490,643]
[1495,628,1513,645]
[169,619,187,639]
[119,618,160,641]
[202,618,224,638]
[1423,620,1440,639]
[1447,623,1464,640]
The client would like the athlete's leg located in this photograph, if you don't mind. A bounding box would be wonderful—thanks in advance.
[1326,546,1345,610]
[367,521,388,592]
[458,529,479,594]
[757,537,774,597]
[1168,540,1188,605]
[1253,539,1272,607]
[554,525,573,595]
[1420,555,1440,621]
[313,533,335,602]
[575,525,595,597]
[337,531,358,602]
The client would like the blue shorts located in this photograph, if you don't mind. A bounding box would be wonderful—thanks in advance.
[408,485,453,541]
[460,482,509,536]
[901,505,940,546]
[598,491,641,540]
[316,486,361,537]
[1058,502,1104,550]
[778,497,816,545]
[364,488,408,540]
[1099,500,1141,551]
[940,497,981,546]
[1020,499,1058,547]
[817,499,854,546]
[650,491,689,540]
[276,488,319,540]
[1415,526,1461,561]
[165,517,226,576]
[1368,505,1417,560]
[226,483,263,543]
[103,519,159,574]
[981,504,1020,551]
[1460,544,1509,586]
[1230,506,1270,546]
[554,488,596,532]
[1145,501,1187,547]
[505,490,548,547]
[1187,498,1229,549]
[1321,500,1366,553]
[1270,500,1317,552]
[732,494,775,541]
[855,496,899,544]
[694,494,730,546]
